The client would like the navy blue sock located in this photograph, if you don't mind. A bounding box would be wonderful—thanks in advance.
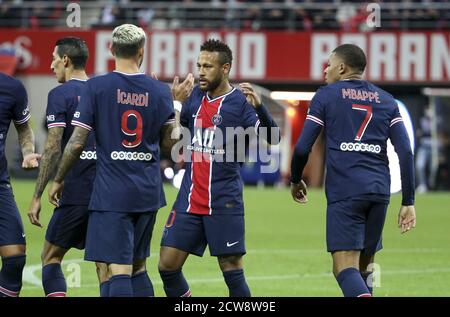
[132,271,154,297]
[361,272,373,295]
[223,269,251,297]
[0,255,26,297]
[336,267,371,297]
[42,263,67,297]
[109,274,133,297]
[100,280,110,297]
[159,269,191,297]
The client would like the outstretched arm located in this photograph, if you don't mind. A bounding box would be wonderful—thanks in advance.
[48,126,89,206]
[28,127,63,227]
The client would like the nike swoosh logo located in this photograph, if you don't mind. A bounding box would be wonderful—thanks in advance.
[226,241,239,247]
[22,233,26,238]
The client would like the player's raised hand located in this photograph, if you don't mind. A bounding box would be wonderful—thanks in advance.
[239,83,262,108]
[22,153,41,169]
[172,73,194,103]
[48,181,64,207]
[291,180,308,204]
[27,196,43,228]
[398,205,416,234]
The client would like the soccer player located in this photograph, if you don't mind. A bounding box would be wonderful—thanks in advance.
[0,72,40,297]
[158,39,280,297]
[48,24,194,297]
[290,44,416,297]
[27,37,108,297]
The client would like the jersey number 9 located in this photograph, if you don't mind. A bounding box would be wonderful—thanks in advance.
[121,110,143,148]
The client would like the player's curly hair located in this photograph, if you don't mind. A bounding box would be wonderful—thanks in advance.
[200,39,233,66]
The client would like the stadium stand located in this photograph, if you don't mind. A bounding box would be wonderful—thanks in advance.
[0,0,448,30]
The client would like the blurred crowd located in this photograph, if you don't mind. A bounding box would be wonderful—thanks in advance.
[0,0,449,30]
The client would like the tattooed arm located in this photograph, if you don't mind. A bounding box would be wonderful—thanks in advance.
[48,126,89,206]
[160,73,194,158]
[15,121,40,168]
[160,110,181,158]
[28,127,63,227]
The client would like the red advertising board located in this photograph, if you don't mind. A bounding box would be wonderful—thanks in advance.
[0,29,448,84]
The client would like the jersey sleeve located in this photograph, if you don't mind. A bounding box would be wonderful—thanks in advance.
[72,82,94,131]
[389,104,415,205]
[12,79,31,125]
[241,101,260,131]
[158,84,175,127]
[46,89,67,129]
[179,94,192,128]
[305,88,326,127]
[389,104,404,128]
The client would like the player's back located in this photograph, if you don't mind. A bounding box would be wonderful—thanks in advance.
[46,79,96,205]
[73,71,174,212]
[311,80,402,202]
[0,73,30,187]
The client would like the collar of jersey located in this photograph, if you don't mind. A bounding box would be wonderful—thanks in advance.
[206,87,236,102]
[70,78,87,82]
[113,70,146,76]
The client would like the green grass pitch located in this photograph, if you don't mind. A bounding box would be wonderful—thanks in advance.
[8,179,450,297]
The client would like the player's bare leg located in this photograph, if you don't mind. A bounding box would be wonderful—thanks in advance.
[0,244,25,257]
[359,253,375,295]
[158,246,191,297]
[129,258,154,297]
[332,250,371,297]
[218,254,251,297]
[95,262,109,297]
[0,245,26,297]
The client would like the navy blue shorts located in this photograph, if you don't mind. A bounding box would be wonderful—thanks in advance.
[84,210,157,265]
[327,199,388,255]
[161,210,246,257]
[45,205,89,250]
[0,190,26,246]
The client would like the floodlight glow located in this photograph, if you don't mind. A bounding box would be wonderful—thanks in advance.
[286,107,296,118]
[270,91,316,101]
[164,167,175,179]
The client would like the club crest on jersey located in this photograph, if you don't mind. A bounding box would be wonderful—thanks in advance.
[212,113,222,125]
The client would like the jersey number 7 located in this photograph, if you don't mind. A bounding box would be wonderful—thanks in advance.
[121,110,143,148]
[352,104,372,141]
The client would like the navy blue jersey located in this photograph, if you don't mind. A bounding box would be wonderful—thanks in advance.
[73,71,174,212]
[173,86,278,216]
[0,73,30,187]
[46,79,96,205]
[292,79,414,205]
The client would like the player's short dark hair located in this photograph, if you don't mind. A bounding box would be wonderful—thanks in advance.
[333,44,367,73]
[200,39,233,66]
[55,37,89,70]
